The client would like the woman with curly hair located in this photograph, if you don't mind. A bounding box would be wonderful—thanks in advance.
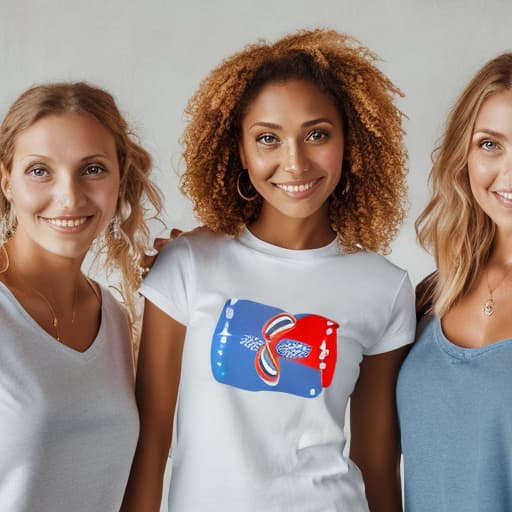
[0,82,161,512]
[124,29,415,512]
[397,54,512,511]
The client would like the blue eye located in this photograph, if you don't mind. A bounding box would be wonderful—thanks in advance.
[480,140,498,151]
[29,167,49,178]
[83,164,105,175]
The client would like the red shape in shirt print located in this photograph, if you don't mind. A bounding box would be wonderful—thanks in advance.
[255,312,338,388]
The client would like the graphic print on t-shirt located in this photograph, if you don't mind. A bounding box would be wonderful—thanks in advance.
[211,299,339,398]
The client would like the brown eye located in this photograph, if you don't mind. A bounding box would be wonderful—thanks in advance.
[307,129,328,142]
[83,164,106,176]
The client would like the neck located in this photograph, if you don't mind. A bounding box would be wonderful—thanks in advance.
[2,236,84,301]
[248,206,335,250]
[489,229,512,267]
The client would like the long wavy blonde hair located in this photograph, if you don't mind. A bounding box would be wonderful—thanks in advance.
[0,82,162,328]
[182,29,408,254]
[416,53,512,316]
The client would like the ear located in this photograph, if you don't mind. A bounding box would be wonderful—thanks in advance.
[0,169,11,201]
[238,141,248,169]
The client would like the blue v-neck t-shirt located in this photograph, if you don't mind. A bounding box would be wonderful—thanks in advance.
[397,316,512,512]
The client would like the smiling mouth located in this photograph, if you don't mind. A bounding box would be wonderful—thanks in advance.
[496,191,512,201]
[275,179,320,193]
[44,217,90,228]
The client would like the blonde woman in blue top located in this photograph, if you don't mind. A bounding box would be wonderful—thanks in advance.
[397,53,512,511]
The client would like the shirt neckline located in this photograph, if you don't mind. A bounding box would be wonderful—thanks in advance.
[434,315,512,360]
[237,227,340,260]
[0,280,105,360]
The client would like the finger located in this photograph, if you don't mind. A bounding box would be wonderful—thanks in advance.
[153,237,172,252]
[140,254,156,274]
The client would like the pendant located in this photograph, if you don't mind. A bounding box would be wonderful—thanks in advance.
[483,298,495,316]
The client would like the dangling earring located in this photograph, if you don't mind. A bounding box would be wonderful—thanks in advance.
[0,215,9,245]
[0,202,16,245]
[237,170,258,202]
[110,215,122,241]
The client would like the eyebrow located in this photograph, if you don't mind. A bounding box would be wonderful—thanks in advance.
[249,118,335,130]
[79,154,110,162]
[473,129,505,139]
[21,153,111,163]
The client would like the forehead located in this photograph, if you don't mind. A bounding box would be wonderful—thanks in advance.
[13,112,117,159]
[474,89,512,130]
[242,79,342,125]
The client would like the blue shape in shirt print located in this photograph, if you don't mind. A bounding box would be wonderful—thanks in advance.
[210,299,339,398]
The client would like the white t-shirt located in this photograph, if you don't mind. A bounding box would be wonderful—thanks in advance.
[141,228,415,512]
[0,282,139,512]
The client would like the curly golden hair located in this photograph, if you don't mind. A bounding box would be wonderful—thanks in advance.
[181,29,407,253]
[0,82,162,330]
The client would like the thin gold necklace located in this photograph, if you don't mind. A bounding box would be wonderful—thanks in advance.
[1,244,77,341]
[29,286,77,342]
[483,265,512,317]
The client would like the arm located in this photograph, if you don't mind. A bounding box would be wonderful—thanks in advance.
[350,345,410,512]
[121,300,186,511]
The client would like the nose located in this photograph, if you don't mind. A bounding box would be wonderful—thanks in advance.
[283,141,309,175]
[55,175,87,210]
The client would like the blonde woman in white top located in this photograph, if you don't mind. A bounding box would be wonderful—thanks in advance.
[0,82,161,512]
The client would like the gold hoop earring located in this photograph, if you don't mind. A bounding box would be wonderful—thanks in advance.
[236,171,258,202]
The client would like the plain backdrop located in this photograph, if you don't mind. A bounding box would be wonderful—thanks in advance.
[2,0,511,285]
[2,1,511,509]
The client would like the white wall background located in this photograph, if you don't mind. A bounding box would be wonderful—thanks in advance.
[1,0,511,284]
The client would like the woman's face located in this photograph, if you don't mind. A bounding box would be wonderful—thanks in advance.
[238,79,344,227]
[468,89,512,235]
[1,112,120,261]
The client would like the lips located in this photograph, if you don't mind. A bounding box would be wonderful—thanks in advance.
[274,178,320,193]
[496,191,512,201]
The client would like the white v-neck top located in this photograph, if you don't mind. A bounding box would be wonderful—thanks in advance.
[0,282,139,512]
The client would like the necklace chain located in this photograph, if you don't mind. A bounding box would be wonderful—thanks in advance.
[483,265,512,317]
[1,244,77,342]
[29,286,77,342]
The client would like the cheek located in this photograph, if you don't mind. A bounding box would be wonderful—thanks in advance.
[8,180,43,212]
[468,153,497,193]
[319,148,343,181]
[102,187,120,214]
[246,152,276,179]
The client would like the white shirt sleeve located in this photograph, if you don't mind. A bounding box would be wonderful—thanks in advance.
[364,271,416,356]
[138,236,193,326]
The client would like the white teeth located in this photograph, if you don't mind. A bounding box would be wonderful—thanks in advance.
[497,191,512,200]
[277,180,317,193]
[47,217,88,227]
